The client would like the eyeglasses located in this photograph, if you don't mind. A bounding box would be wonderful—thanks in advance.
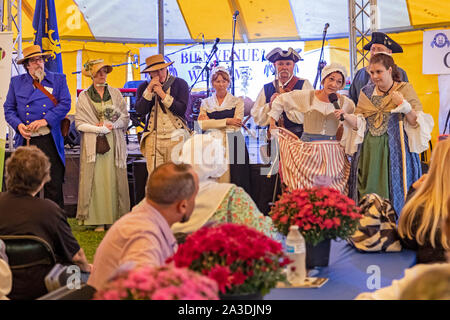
[28,57,44,64]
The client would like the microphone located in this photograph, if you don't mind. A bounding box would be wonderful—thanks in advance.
[233,10,239,18]
[328,93,344,121]
[211,38,220,52]
[202,33,205,49]
[324,23,330,33]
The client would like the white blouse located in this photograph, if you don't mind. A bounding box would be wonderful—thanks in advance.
[268,89,359,155]
[198,92,244,132]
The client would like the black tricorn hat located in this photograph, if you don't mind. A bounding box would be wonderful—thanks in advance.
[265,47,302,63]
[363,32,403,53]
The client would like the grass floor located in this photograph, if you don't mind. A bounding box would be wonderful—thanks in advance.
[68,218,106,263]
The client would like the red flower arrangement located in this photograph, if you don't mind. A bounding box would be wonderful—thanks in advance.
[270,187,362,245]
[169,223,290,296]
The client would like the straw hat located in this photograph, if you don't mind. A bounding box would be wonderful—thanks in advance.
[17,45,51,64]
[141,54,173,73]
[82,59,113,78]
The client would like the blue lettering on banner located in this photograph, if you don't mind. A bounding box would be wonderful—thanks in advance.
[252,49,260,62]
[223,49,231,61]
[181,52,188,64]
[233,50,240,61]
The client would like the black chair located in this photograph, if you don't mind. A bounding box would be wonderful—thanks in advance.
[37,283,96,300]
[0,235,56,300]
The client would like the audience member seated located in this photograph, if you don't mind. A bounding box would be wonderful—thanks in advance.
[398,138,450,264]
[0,240,12,300]
[355,195,450,300]
[172,133,276,239]
[398,265,450,300]
[87,162,199,290]
[0,146,91,299]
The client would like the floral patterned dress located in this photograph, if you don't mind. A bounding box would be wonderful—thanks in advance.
[209,185,276,238]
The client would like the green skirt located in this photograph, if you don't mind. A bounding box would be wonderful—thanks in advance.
[358,132,390,200]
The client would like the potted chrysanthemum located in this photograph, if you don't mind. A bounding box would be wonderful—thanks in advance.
[94,265,219,300]
[169,223,290,299]
[270,187,362,268]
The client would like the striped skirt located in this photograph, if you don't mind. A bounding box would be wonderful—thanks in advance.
[277,127,350,194]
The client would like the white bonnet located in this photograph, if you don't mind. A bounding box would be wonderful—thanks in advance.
[178,132,227,182]
[321,63,348,89]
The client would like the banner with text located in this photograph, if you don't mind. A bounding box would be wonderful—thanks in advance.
[140,42,330,101]
[0,32,13,190]
[423,29,450,75]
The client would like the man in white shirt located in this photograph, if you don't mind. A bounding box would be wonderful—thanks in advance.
[251,47,313,138]
[249,48,312,214]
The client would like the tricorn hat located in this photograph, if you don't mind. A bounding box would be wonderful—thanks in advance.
[141,54,174,73]
[265,47,302,63]
[17,45,51,64]
[81,59,113,78]
[363,32,403,53]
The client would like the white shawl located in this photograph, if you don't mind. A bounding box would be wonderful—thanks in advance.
[75,86,129,168]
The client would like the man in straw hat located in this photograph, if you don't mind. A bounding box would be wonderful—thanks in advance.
[4,44,71,208]
[135,54,190,174]
[249,47,312,215]
[349,32,409,104]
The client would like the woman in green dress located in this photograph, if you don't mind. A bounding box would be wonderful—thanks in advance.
[75,60,130,231]
[345,53,433,215]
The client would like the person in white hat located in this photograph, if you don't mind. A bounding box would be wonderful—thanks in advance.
[3,44,71,208]
[75,59,130,232]
[196,66,252,195]
[268,63,356,194]
[135,54,190,175]
[172,133,275,238]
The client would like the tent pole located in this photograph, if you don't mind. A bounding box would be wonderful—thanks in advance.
[157,0,164,56]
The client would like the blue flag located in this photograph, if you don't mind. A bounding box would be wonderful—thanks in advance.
[32,0,63,73]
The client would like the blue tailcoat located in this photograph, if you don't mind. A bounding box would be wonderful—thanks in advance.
[4,71,71,165]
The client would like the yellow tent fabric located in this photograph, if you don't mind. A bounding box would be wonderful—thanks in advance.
[4,0,446,147]
[406,0,450,28]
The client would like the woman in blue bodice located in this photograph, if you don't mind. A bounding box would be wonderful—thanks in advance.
[197,66,251,195]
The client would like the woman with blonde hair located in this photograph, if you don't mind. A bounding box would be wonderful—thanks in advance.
[75,60,130,231]
[398,138,450,263]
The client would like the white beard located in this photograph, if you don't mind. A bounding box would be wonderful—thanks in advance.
[34,68,46,82]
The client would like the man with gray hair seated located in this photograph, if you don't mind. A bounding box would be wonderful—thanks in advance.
[87,162,199,290]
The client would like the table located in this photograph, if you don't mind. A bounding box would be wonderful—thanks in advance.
[265,240,416,300]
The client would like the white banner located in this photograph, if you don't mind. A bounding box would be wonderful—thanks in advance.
[0,31,13,190]
[439,74,450,134]
[140,42,330,101]
[423,29,450,75]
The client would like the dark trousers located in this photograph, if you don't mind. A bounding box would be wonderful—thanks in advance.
[25,134,65,208]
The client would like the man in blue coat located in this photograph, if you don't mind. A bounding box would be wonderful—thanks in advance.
[4,45,71,208]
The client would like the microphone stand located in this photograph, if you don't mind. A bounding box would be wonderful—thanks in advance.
[190,45,218,96]
[231,13,238,95]
[313,25,329,89]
